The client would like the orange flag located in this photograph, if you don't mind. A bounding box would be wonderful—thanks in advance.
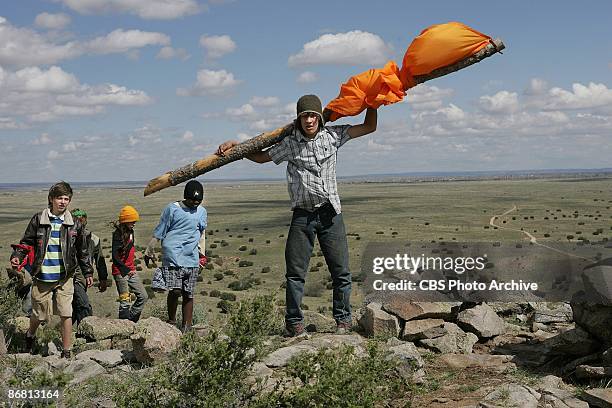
[325,22,492,122]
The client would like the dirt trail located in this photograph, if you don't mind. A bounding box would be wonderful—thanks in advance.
[489,205,589,260]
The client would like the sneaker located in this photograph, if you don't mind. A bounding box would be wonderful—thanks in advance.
[24,333,35,353]
[61,349,72,359]
[284,322,307,338]
[335,321,352,335]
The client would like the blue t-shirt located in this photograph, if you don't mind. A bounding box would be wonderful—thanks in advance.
[153,201,207,267]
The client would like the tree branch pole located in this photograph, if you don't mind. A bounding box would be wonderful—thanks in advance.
[144,39,505,196]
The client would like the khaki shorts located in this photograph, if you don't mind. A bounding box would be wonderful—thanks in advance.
[31,277,74,321]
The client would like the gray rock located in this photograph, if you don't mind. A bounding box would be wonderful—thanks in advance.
[419,322,478,354]
[130,317,182,364]
[78,316,136,341]
[5,316,30,350]
[528,302,573,324]
[457,303,506,338]
[479,383,540,408]
[262,334,365,368]
[571,301,612,347]
[401,318,446,341]
[581,388,612,408]
[111,338,133,351]
[262,344,317,368]
[65,358,106,385]
[358,303,399,337]
[537,374,563,390]
[539,387,589,408]
[575,365,612,380]
[76,349,126,368]
[386,341,425,381]
[381,299,454,321]
[541,326,600,356]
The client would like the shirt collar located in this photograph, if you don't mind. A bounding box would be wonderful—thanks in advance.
[46,208,65,221]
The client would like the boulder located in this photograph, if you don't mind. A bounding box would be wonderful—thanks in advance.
[541,326,600,356]
[479,383,540,408]
[76,349,126,368]
[401,318,446,341]
[419,323,478,354]
[5,316,30,350]
[65,358,106,385]
[130,317,182,364]
[457,303,506,338]
[262,344,318,368]
[263,334,365,368]
[539,387,589,408]
[382,299,454,321]
[581,388,612,408]
[528,302,573,324]
[386,341,424,376]
[571,300,612,348]
[78,316,136,341]
[359,303,399,337]
[575,365,612,380]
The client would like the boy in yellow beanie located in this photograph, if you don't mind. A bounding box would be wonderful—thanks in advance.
[111,205,148,321]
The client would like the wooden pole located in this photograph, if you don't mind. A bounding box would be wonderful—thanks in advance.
[144,39,505,197]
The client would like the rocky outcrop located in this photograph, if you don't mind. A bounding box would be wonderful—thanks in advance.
[130,317,182,364]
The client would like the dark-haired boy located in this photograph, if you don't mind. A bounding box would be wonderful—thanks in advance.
[10,181,93,358]
[217,95,377,336]
[71,208,109,326]
[145,180,207,332]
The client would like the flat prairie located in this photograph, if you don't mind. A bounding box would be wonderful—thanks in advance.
[1,178,610,326]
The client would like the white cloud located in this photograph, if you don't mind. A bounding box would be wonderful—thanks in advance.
[156,46,190,60]
[236,132,251,142]
[58,0,202,20]
[47,150,61,160]
[297,71,318,83]
[249,96,279,107]
[525,78,549,95]
[12,66,79,93]
[226,103,255,120]
[182,130,194,141]
[0,65,152,124]
[479,91,519,114]
[0,17,80,67]
[85,29,170,54]
[406,84,453,111]
[177,69,241,96]
[34,12,71,30]
[33,133,53,145]
[0,17,173,67]
[127,125,162,146]
[545,82,612,110]
[288,30,392,67]
[199,35,236,59]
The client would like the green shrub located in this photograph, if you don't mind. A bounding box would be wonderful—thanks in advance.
[253,342,414,407]
[214,272,224,281]
[238,260,253,267]
[220,292,236,301]
[228,276,260,291]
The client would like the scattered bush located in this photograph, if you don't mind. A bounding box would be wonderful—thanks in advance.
[228,276,260,291]
[209,289,221,298]
[261,266,271,273]
[249,248,257,255]
[220,292,236,301]
[214,273,224,281]
[238,260,254,267]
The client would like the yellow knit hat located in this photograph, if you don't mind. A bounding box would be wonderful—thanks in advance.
[119,205,139,223]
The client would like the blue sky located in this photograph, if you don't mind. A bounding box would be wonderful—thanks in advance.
[1,0,611,182]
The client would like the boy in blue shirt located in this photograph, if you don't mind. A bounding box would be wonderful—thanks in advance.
[145,180,207,332]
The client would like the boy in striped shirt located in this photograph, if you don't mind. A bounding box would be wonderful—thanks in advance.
[11,181,93,358]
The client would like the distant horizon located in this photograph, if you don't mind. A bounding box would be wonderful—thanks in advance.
[1,167,611,187]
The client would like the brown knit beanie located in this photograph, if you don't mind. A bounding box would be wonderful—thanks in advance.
[296,94,324,124]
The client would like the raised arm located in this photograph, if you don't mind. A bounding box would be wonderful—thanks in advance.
[347,108,377,139]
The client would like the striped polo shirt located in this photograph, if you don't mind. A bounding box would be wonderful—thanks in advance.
[39,213,65,282]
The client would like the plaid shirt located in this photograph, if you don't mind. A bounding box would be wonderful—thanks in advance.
[268,124,351,213]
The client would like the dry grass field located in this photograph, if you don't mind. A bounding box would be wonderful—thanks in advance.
[1,177,610,327]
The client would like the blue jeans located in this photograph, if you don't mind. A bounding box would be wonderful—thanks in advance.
[285,205,352,325]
